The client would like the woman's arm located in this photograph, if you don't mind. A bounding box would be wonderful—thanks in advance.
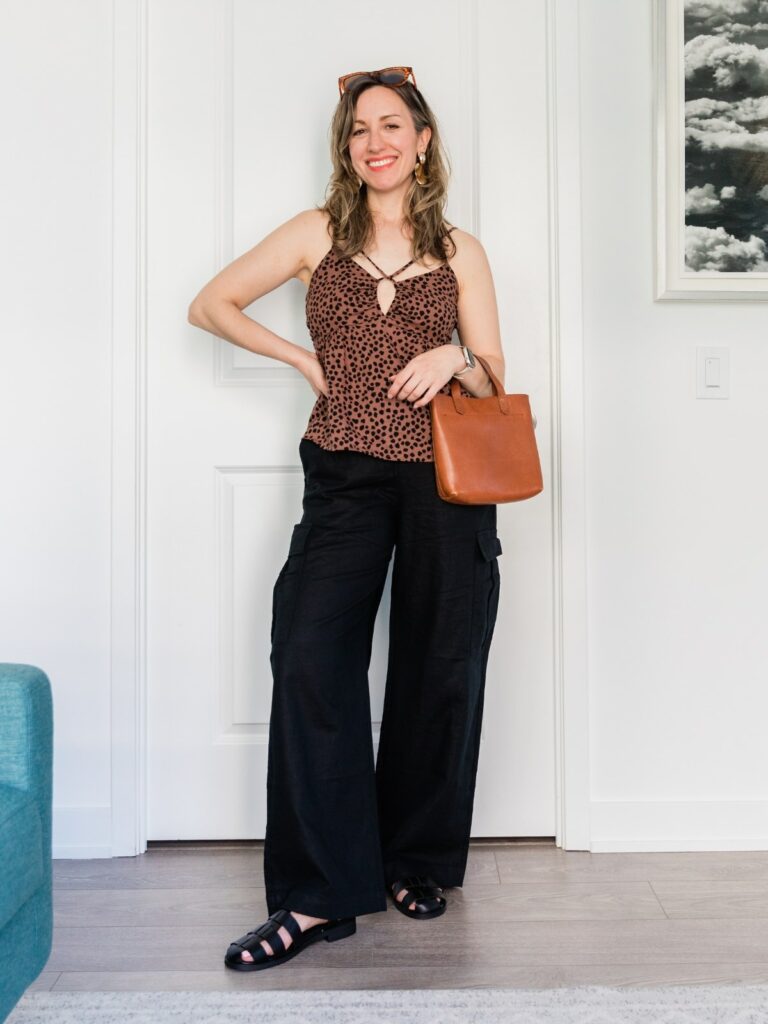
[450,231,506,398]
[187,209,318,372]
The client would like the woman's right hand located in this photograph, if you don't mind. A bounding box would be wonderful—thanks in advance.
[296,350,329,399]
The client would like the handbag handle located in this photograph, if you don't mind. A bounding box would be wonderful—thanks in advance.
[449,354,509,415]
[448,353,537,428]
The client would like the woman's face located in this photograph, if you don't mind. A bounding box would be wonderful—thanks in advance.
[347,85,431,192]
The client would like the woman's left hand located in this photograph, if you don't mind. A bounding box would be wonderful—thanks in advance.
[386,344,464,409]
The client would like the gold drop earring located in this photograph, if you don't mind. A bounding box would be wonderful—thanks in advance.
[414,151,428,186]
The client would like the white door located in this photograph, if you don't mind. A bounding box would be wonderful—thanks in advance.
[147,0,554,840]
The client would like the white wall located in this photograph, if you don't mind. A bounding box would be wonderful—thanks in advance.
[581,0,768,848]
[0,1,114,854]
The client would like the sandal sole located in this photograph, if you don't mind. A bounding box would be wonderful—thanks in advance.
[390,896,446,920]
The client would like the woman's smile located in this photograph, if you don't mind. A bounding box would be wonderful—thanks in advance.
[366,156,398,171]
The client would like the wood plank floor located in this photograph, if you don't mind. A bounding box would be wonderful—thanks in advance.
[28,840,768,992]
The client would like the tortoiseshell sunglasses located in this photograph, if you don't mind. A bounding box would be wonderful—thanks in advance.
[338,66,418,98]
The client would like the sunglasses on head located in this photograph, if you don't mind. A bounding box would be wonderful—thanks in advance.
[338,66,418,98]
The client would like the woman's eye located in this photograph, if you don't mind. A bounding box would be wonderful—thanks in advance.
[352,124,399,136]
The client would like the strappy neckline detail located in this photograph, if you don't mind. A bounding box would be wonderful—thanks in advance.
[353,225,457,283]
[306,226,457,290]
[346,256,455,285]
[353,252,426,282]
[306,237,458,319]
[346,257,455,317]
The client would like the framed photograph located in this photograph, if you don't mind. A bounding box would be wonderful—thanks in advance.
[654,0,768,300]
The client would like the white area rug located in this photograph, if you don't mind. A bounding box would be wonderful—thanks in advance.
[6,984,768,1023]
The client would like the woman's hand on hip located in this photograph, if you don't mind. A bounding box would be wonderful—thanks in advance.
[297,349,329,399]
[387,345,465,409]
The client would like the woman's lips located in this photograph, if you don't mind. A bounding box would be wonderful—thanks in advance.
[366,156,398,171]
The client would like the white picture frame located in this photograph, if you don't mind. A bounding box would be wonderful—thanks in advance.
[653,0,768,301]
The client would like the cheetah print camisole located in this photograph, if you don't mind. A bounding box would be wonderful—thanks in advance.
[301,229,472,463]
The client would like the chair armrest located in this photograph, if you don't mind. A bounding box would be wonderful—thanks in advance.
[0,664,53,865]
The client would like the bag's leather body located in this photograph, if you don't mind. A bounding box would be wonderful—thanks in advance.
[430,354,544,504]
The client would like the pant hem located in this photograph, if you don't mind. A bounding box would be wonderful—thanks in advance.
[265,887,388,920]
[383,861,468,890]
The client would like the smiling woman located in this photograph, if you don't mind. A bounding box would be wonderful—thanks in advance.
[188,64,506,974]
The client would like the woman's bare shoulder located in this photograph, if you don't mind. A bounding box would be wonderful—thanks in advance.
[445,225,484,255]
[444,227,490,294]
[293,207,333,236]
[293,208,334,286]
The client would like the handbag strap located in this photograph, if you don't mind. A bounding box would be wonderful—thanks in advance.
[450,354,510,414]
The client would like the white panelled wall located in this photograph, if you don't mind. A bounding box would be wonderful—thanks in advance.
[2,0,764,859]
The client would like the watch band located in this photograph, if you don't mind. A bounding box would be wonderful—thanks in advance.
[452,345,476,379]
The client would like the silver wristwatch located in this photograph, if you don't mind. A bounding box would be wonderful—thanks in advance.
[452,345,476,379]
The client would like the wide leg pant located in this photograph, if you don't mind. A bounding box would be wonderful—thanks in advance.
[263,436,502,920]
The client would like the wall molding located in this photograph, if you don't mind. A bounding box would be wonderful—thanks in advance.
[591,800,768,850]
[547,0,591,851]
[212,464,389,744]
[54,805,112,860]
[110,0,149,858]
[212,0,305,387]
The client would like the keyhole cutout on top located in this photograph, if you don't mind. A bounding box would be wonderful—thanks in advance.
[352,229,457,317]
[375,277,397,317]
[355,250,416,318]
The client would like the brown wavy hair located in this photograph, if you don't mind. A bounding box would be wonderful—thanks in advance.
[313,77,457,265]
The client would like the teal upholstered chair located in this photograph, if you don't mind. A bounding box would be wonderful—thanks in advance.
[0,664,53,1023]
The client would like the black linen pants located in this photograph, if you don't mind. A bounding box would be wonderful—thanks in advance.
[264,436,502,921]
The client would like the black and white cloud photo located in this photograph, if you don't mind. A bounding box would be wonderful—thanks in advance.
[684,0,768,271]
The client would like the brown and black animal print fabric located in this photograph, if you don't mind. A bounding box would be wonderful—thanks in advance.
[302,231,471,463]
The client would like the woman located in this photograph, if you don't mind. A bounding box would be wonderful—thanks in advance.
[188,66,505,971]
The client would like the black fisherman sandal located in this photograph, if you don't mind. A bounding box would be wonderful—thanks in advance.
[224,908,356,971]
[388,874,447,919]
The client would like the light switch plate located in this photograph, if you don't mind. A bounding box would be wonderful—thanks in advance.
[696,346,729,399]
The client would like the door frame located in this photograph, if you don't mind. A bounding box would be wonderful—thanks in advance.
[109,0,590,857]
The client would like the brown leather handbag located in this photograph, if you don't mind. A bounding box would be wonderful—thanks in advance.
[430,354,543,504]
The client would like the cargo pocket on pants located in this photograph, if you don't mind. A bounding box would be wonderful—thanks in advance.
[473,527,502,650]
[271,521,312,644]
[433,527,502,659]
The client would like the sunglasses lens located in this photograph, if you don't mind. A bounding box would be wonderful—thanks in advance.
[377,69,408,85]
[342,73,370,92]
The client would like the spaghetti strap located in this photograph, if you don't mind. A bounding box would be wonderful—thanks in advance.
[360,226,457,282]
[359,253,415,281]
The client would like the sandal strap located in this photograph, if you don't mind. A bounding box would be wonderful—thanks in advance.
[234,914,289,957]
[270,908,303,942]
[393,874,444,907]
[399,873,444,896]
